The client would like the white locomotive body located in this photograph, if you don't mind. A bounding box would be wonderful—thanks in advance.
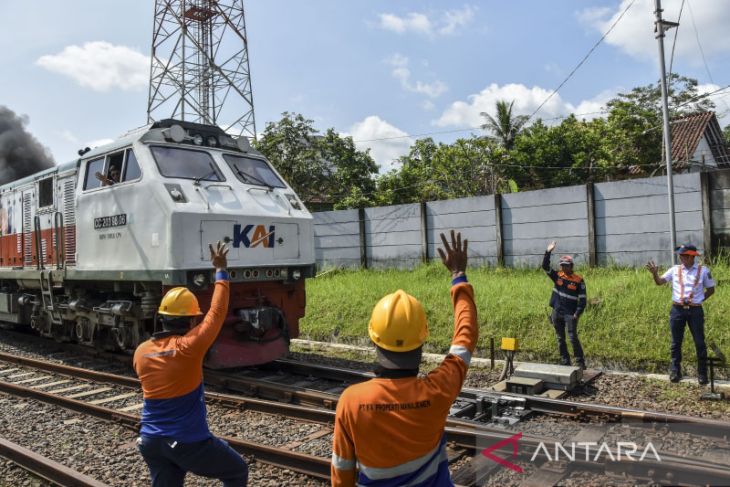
[0,120,315,368]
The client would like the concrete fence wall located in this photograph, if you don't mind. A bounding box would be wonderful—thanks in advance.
[313,170,725,269]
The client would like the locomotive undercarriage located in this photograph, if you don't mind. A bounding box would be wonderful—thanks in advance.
[0,274,304,366]
[1,279,160,352]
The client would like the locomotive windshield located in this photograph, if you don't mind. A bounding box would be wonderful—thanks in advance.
[223,154,286,188]
[150,146,224,182]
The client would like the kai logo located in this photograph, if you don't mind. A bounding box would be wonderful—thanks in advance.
[233,224,276,248]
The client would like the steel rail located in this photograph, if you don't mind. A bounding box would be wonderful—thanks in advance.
[0,437,109,487]
[0,351,333,424]
[2,349,730,484]
[272,358,730,436]
[0,379,330,480]
[5,349,730,438]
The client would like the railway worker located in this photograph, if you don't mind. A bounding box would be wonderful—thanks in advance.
[133,241,248,487]
[331,230,477,487]
[543,241,587,369]
[646,244,715,384]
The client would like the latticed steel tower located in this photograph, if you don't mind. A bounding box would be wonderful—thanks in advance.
[147,0,256,138]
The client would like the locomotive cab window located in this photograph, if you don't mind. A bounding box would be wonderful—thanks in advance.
[123,149,141,182]
[150,146,224,182]
[223,154,286,188]
[38,177,54,208]
[83,157,105,190]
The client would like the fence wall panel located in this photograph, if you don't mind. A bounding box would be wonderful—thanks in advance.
[426,196,497,266]
[594,173,704,266]
[311,172,722,269]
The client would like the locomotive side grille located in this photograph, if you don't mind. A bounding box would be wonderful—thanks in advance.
[22,193,31,267]
[63,179,76,265]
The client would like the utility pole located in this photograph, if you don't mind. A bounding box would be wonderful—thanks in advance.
[654,0,679,263]
[147,0,256,139]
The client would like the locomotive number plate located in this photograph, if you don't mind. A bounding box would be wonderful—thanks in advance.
[94,213,127,229]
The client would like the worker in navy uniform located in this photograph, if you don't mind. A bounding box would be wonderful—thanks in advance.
[646,244,715,384]
[543,241,587,369]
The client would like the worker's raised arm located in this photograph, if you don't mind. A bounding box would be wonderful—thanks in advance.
[180,242,230,355]
[428,231,478,401]
[543,241,558,281]
[646,260,669,286]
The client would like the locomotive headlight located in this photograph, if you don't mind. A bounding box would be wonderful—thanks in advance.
[192,134,204,146]
[192,273,207,287]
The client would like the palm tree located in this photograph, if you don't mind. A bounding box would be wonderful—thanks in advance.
[480,100,529,150]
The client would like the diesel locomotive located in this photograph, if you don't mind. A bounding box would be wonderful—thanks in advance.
[0,120,315,368]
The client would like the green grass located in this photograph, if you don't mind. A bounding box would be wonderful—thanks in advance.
[300,262,730,372]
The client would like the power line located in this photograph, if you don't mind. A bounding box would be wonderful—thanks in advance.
[352,110,607,144]
[686,0,730,113]
[352,83,730,146]
[667,0,685,91]
[526,0,637,123]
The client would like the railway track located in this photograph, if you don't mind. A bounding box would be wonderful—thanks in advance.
[1,347,730,485]
[0,437,109,487]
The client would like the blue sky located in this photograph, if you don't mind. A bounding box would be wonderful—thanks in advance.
[2,0,729,170]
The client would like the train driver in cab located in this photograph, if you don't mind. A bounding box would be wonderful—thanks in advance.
[95,165,121,186]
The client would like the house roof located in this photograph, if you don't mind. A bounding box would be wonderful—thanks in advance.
[670,111,730,166]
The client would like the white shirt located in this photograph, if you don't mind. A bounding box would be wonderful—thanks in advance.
[661,263,715,304]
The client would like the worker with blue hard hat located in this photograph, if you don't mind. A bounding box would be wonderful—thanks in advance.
[646,244,716,384]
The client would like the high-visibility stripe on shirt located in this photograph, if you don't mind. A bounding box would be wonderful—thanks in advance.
[331,281,477,487]
[356,435,450,487]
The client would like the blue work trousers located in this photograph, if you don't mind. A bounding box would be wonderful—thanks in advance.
[138,435,248,487]
[551,309,584,366]
[669,305,708,378]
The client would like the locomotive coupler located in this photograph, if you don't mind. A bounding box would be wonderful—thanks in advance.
[234,306,285,341]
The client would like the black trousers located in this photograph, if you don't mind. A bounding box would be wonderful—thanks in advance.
[551,309,584,366]
[669,305,707,378]
[138,435,248,487]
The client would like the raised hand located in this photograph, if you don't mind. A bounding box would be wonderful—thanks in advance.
[645,260,658,275]
[547,241,557,253]
[437,230,468,277]
[209,241,229,270]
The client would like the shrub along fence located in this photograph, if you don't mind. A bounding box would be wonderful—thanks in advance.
[314,169,730,269]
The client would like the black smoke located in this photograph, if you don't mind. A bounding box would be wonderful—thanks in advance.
[0,106,54,184]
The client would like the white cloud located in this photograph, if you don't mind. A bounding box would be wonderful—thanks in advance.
[37,41,149,92]
[439,5,477,35]
[434,83,615,128]
[386,54,448,99]
[348,116,413,171]
[377,5,476,36]
[578,0,730,62]
[378,12,431,34]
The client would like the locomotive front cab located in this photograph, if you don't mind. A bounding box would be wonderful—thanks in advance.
[74,120,315,367]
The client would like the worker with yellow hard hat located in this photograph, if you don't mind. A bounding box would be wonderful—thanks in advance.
[331,230,478,487]
[133,242,248,486]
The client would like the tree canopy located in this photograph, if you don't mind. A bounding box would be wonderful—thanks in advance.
[255,76,724,210]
